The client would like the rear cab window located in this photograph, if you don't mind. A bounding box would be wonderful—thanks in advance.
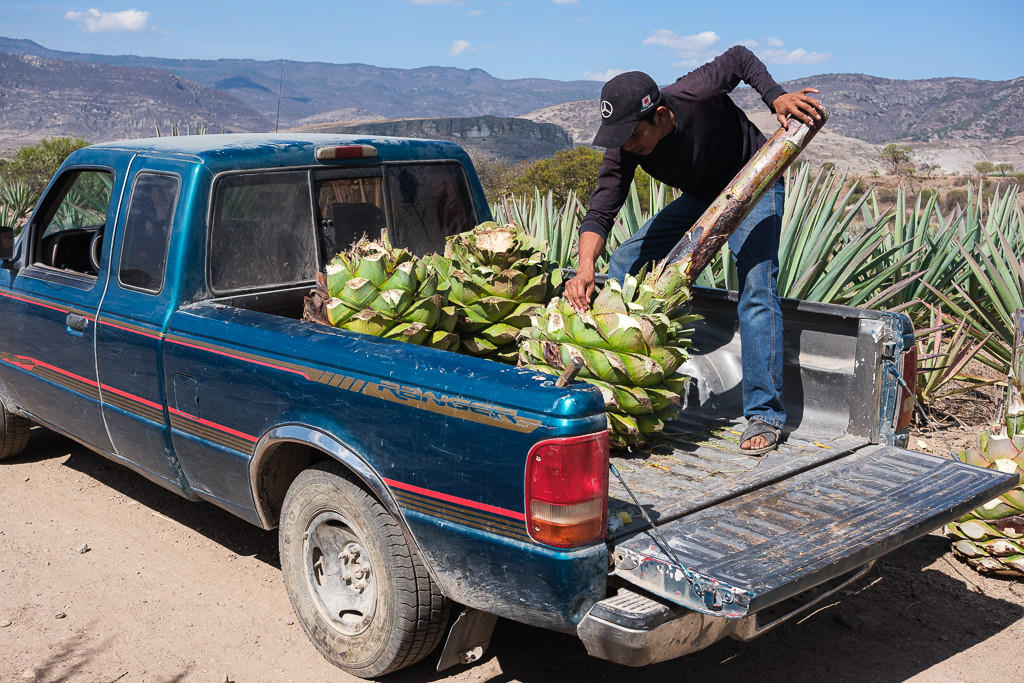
[208,161,477,294]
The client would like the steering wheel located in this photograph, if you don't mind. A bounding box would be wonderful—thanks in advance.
[89,230,103,273]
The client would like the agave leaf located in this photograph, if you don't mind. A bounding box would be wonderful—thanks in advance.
[593,279,629,314]
[370,288,414,317]
[593,312,648,354]
[326,262,354,298]
[464,296,518,323]
[384,322,429,345]
[342,309,394,337]
[618,352,665,388]
[338,277,379,309]
[403,294,442,328]
[478,323,521,346]
[326,297,354,326]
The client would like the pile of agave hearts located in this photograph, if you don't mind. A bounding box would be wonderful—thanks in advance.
[519,262,698,449]
[306,223,698,449]
[944,413,1024,576]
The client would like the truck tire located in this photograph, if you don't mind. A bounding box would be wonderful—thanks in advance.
[278,461,448,678]
[0,400,30,460]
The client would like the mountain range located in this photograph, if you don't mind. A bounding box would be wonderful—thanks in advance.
[1,36,1022,175]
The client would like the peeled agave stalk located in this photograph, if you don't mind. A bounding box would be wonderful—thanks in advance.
[429,221,562,364]
[519,267,699,449]
[304,236,459,351]
[943,414,1024,576]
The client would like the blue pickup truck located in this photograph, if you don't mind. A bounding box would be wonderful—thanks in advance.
[0,134,1017,678]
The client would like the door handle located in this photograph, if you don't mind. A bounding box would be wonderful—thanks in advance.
[66,313,90,332]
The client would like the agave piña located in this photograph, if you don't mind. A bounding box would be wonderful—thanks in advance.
[430,222,562,364]
[520,262,698,449]
[304,236,459,351]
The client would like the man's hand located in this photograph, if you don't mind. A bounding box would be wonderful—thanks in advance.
[773,87,824,129]
[564,267,596,312]
[565,231,606,312]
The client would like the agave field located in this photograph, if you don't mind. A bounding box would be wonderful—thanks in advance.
[494,165,1024,415]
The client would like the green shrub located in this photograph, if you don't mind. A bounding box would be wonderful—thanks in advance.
[1,136,90,195]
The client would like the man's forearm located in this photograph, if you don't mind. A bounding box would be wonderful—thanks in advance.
[576,230,606,274]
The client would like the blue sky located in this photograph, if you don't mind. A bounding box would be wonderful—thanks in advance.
[1,1,1021,84]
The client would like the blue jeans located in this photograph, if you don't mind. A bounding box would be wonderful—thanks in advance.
[607,181,786,428]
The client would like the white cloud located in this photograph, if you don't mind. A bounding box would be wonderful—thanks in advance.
[758,47,832,65]
[645,30,831,70]
[582,68,624,82]
[65,8,150,34]
[643,29,720,53]
[448,40,472,57]
[552,0,580,4]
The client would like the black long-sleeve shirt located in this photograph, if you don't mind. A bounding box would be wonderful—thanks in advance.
[580,46,786,240]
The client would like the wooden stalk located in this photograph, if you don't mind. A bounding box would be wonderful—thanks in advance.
[660,110,830,282]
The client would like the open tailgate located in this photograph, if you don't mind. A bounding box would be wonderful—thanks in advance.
[608,425,1018,619]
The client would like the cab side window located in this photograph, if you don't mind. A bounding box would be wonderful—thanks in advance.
[119,173,179,293]
[34,170,113,275]
[209,171,317,293]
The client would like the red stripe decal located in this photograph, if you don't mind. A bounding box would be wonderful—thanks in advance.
[384,478,525,521]
[168,407,259,443]
[98,318,162,340]
[0,290,70,314]
[167,338,311,381]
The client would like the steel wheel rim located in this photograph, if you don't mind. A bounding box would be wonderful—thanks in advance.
[303,509,378,636]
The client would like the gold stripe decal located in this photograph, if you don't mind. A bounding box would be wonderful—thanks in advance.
[165,335,543,433]
[361,379,542,433]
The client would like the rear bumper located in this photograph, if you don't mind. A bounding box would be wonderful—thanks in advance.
[577,562,873,666]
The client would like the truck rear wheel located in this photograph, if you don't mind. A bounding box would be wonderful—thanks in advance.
[278,461,448,678]
[0,401,30,460]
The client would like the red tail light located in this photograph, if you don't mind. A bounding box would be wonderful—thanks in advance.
[525,431,609,548]
[895,345,917,431]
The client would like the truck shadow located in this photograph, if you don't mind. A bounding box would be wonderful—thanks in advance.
[43,433,282,568]
[397,536,1024,683]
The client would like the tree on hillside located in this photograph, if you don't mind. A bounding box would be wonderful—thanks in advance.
[973,161,995,176]
[1,136,90,195]
[878,144,914,175]
[509,146,605,206]
[995,162,1015,177]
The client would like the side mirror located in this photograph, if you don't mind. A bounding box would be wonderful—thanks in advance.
[0,226,14,260]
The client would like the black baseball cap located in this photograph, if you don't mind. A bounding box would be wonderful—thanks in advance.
[592,71,664,148]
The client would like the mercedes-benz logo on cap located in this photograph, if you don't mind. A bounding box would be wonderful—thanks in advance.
[601,100,614,119]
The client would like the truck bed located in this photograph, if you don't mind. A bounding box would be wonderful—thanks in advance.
[601,288,1017,619]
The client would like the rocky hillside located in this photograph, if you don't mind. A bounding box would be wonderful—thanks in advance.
[294,115,572,164]
[728,73,1024,144]
[0,52,270,151]
[522,74,1024,177]
[0,36,603,127]
[0,35,1021,176]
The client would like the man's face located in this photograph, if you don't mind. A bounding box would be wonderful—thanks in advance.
[621,113,665,156]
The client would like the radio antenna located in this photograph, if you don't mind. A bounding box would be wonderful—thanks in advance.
[275,65,283,132]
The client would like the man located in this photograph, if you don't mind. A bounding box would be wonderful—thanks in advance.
[564,45,824,455]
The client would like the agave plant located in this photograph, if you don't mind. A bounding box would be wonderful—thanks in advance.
[430,222,562,363]
[0,180,39,235]
[914,304,997,408]
[944,309,1024,576]
[519,262,698,448]
[304,235,459,351]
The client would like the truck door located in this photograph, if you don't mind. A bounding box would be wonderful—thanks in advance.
[94,168,185,489]
[0,167,117,452]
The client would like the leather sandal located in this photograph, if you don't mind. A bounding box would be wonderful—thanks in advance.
[739,420,782,456]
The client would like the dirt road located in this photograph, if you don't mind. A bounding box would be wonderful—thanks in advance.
[3,425,1023,683]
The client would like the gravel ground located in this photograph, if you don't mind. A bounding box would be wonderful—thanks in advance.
[2,414,1022,683]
